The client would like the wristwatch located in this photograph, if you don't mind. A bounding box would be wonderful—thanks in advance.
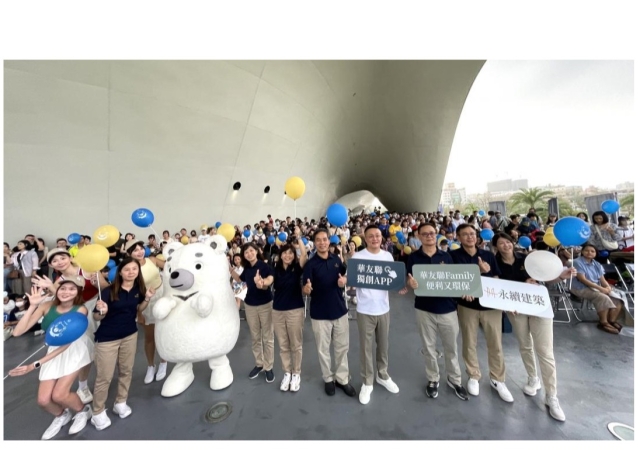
[33,361,41,369]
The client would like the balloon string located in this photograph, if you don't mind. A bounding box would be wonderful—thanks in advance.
[97,272,102,301]
[3,345,47,380]
[149,225,161,240]
[569,255,574,290]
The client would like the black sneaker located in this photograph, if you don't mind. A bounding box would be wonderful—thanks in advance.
[426,381,439,398]
[325,381,336,396]
[335,381,357,397]
[265,369,275,383]
[248,366,263,379]
[447,379,469,400]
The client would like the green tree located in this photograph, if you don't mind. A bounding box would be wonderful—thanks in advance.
[620,193,634,218]
[508,187,555,215]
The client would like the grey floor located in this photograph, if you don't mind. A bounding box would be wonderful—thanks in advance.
[3,293,634,440]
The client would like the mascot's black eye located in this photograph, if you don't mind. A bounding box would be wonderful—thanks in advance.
[168,267,172,274]
[195,263,202,270]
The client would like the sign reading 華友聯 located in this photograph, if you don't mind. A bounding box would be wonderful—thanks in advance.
[412,264,483,298]
[346,260,406,291]
[479,277,553,318]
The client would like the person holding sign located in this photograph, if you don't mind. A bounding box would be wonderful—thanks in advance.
[406,223,469,401]
[493,232,572,422]
[302,229,356,398]
[351,225,406,405]
[450,224,514,403]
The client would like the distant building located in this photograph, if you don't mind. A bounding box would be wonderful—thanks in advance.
[440,183,467,208]
[487,179,529,194]
[616,181,634,191]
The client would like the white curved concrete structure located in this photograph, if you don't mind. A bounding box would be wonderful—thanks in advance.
[3,60,484,244]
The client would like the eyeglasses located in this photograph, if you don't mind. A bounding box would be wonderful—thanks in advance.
[459,233,476,238]
[419,232,437,237]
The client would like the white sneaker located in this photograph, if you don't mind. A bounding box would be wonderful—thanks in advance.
[359,384,373,404]
[467,378,480,396]
[144,366,156,384]
[34,329,45,336]
[490,379,514,402]
[77,387,93,404]
[156,362,167,381]
[42,408,72,440]
[375,376,399,393]
[69,405,92,435]
[280,373,291,391]
[545,395,566,422]
[113,402,132,419]
[352,297,358,305]
[290,374,301,392]
[90,410,111,431]
[523,376,541,396]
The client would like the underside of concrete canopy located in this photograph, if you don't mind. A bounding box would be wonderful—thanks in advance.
[3,60,484,243]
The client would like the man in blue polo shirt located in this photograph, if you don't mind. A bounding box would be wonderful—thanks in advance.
[450,224,513,403]
[407,223,468,401]
[302,229,356,397]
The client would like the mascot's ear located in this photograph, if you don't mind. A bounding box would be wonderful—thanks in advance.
[163,242,184,260]
[208,235,228,255]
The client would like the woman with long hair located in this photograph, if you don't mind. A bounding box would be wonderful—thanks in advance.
[230,253,247,312]
[587,211,621,263]
[36,238,50,278]
[229,242,275,383]
[124,240,167,384]
[9,277,94,439]
[272,230,308,392]
[90,257,154,430]
[492,232,573,422]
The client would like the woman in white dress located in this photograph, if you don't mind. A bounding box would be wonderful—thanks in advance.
[9,277,93,439]
[231,254,248,310]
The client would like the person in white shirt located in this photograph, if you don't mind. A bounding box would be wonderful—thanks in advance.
[452,211,466,228]
[197,227,209,244]
[351,224,407,404]
[616,217,634,249]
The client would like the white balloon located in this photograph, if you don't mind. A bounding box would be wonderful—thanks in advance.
[524,251,564,282]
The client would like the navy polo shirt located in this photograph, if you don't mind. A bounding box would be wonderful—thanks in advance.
[496,252,530,283]
[273,263,304,311]
[94,286,141,342]
[450,247,501,311]
[302,252,347,320]
[240,260,274,306]
[407,248,457,314]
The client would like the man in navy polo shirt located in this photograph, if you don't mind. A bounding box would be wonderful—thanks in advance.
[407,223,469,401]
[450,223,514,403]
[302,229,356,397]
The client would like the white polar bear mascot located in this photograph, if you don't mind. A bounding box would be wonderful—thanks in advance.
[153,235,240,397]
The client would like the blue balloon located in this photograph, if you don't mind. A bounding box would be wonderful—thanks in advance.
[131,208,155,228]
[278,232,287,242]
[395,231,404,239]
[243,230,251,238]
[302,238,309,246]
[68,233,82,245]
[383,213,390,219]
[480,229,494,241]
[106,259,116,269]
[144,246,151,257]
[215,222,222,228]
[601,200,620,214]
[554,216,591,246]
[326,203,349,227]
[478,210,486,217]
[370,212,376,217]
[107,266,118,283]
[45,311,88,346]
[329,235,340,245]
[267,236,275,245]
[518,236,532,248]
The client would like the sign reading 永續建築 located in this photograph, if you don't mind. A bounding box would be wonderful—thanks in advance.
[478,277,553,318]
[412,264,483,298]
[346,260,406,291]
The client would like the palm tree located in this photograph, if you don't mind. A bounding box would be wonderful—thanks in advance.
[508,187,555,215]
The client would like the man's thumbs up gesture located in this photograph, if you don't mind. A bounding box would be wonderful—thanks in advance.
[407,273,419,290]
[337,273,347,288]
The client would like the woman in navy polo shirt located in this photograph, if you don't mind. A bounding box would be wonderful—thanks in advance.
[493,232,573,422]
[90,257,155,431]
[230,243,275,383]
[272,230,308,392]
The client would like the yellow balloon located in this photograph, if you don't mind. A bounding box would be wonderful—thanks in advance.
[403,246,412,255]
[75,244,109,273]
[543,228,561,247]
[218,223,236,243]
[351,236,362,247]
[451,243,461,250]
[201,224,208,230]
[180,236,189,244]
[93,225,120,247]
[284,176,306,200]
[395,242,403,250]
[275,239,283,246]
[340,236,348,244]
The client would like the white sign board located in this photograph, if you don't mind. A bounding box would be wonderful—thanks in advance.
[479,277,554,318]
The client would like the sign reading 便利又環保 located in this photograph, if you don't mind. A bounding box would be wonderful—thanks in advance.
[412,264,483,298]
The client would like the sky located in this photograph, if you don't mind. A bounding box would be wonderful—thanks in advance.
[444,60,634,194]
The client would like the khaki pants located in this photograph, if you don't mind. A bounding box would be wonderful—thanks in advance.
[311,315,350,384]
[416,309,462,385]
[356,311,390,385]
[245,302,274,370]
[457,306,505,382]
[92,332,137,414]
[507,313,557,396]
[570,288,620,312]
[273,308,304,374]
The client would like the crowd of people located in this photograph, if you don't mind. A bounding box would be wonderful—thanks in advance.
[3,207,634,440]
